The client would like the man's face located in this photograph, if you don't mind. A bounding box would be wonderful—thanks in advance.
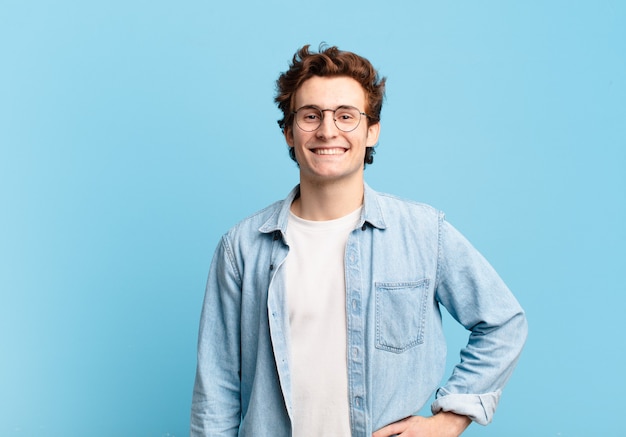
[285,76,380,186]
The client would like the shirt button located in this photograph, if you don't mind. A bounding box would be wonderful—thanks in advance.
[355,396,362,407]
[352,347,359,358]
[351,299,358,310]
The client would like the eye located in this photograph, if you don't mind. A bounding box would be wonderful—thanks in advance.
[303,112,320,121]
[335,107,359,121]
[299,107,322,123]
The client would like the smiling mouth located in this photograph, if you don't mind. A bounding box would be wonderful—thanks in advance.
[312,148,346,155]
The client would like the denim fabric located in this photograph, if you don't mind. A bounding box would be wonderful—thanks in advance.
[191,183,527,436]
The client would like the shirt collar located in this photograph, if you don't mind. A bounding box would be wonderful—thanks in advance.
[258,182,387,235]
[361,182,387,230]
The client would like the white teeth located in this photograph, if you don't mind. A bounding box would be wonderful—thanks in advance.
[314,148,345,155]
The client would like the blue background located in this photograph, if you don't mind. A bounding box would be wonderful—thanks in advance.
[1,1,624,436]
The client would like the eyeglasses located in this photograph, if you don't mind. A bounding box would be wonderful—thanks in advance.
[292,105,375,132]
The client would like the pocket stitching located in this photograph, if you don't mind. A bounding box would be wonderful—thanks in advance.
[375,279,429,353]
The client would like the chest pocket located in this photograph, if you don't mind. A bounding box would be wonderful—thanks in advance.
[375,279,429,353]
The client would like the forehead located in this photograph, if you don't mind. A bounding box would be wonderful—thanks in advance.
[294,76,367,109]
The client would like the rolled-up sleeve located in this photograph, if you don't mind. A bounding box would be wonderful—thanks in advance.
[431,217,528,425]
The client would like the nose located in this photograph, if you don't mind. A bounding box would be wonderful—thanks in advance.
[316,110,339,139]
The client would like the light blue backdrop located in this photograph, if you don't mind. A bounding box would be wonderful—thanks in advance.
[1,1,624,436]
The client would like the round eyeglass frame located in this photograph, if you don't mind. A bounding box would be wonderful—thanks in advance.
[292,105,377,132]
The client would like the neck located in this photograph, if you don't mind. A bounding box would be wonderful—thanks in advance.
[292,178,364,221]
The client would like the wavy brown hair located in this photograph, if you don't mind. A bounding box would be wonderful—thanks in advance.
[275,44,386,166]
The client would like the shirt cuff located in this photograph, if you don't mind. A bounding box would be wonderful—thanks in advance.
[430,388,502,426]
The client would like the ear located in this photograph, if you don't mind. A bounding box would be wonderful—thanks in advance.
[366,122,380,147]
[284,125,295,148]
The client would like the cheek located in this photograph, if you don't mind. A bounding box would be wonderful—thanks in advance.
[292,130,313,147]
[353,130,372,148]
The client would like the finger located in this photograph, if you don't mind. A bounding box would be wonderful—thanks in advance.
[372,418,409,437]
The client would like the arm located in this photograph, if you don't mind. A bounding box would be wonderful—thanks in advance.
[432,217,528,425]
[190,235,242,436]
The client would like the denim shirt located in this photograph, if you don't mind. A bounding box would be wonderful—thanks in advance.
[191,183,527,437]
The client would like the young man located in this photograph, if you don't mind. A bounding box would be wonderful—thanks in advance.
[191,45,527,437]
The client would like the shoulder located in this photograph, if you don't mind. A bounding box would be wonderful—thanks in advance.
[370,190,444,228]
[225,200,283,239]
[375,190,440,215]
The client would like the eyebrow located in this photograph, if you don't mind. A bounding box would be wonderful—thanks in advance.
[296,104,359,110]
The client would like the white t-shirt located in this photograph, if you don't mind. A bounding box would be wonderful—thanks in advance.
[284,207,362,437]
